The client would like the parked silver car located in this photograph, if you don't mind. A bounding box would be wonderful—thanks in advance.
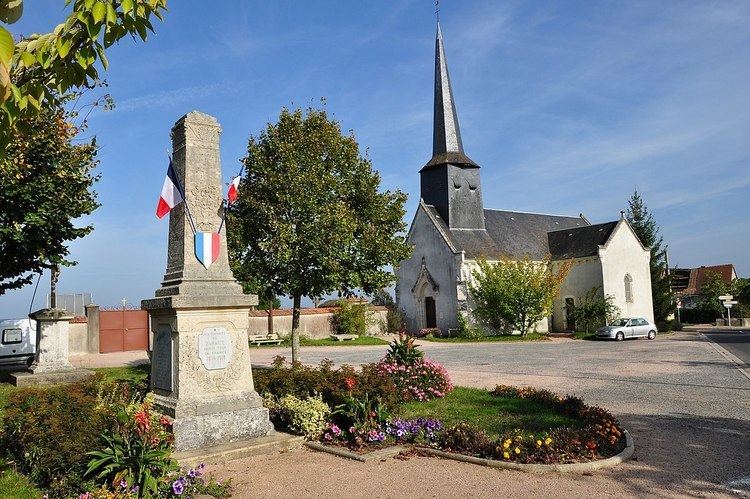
[596,318,657,341]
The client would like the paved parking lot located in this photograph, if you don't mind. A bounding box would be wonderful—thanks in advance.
[230,331,750,497]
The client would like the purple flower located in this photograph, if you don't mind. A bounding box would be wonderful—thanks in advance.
[188,468,197,478]
[172,480,184,495]
[131,486,140,494]
[119,480,128,489]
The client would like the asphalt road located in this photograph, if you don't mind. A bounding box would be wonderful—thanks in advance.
[702,330,750,365]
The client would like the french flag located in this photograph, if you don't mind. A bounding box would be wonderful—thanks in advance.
[227,176,241,204]
[156,160,184,219]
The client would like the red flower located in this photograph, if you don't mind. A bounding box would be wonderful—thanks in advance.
[344,377,357,390]
[159,415,172,428]
[134,410,151,434]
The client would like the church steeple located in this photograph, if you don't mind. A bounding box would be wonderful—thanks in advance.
[420,22,485,230]
[425,22,479,170]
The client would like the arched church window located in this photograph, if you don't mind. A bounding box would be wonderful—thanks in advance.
[624,274,633,303]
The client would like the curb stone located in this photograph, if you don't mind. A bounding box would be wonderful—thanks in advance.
[305,430,634,473]
[699,332,750,381]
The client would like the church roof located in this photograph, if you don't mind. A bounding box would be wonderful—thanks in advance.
[547,221,619,259]
[422,23,479,171]
[422,203,588,259]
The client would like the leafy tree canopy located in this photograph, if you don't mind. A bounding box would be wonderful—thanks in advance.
[469,256,570,336]
[626,190,674,325]
[697,271,728,316]
[0,0,167,153]
[0,99,99,294]
[227,105,412,361]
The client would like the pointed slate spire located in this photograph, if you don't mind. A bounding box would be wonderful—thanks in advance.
[424,22,478,170]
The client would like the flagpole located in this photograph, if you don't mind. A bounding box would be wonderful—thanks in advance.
[169,154,198,235]
[217,164,244,234]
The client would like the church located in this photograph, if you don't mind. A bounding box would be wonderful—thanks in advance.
[395,24,654,334]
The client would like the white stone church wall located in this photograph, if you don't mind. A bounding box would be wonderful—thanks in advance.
[600,222,654,322]
[552,257,604,332]
[396,207,458,334]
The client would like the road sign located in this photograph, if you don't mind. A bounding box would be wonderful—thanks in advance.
[723,300,738,308]
[718,295,734,301]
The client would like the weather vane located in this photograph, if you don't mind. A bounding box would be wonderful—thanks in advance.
[435,0,440,22]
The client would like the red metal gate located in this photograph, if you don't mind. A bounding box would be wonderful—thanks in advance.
[99,309,149,353]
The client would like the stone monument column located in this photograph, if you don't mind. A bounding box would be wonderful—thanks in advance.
[142,111,273,452]
[10,308,94,386]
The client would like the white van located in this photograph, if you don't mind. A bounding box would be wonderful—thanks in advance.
[0,318,36,367]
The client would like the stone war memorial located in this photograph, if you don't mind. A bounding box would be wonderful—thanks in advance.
[141,111,275,455]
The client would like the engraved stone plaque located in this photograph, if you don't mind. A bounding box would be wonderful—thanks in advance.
[198,327,232,370]
[153,325,173,391]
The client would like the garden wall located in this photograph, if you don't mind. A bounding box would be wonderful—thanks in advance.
[248,307,388,339]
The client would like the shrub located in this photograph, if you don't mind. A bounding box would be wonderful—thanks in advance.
[85,395,176,498]
[438,423,493,456]
[456,313,482,339]
[330,299,369,336]
[253,358,400,411]
[377,358,453,401]
[414,328,438,338]
[264,394,330,439]
[383,334,423,365]
[377,335,452,401]
[380,308,405,335]
[0,376,116,496]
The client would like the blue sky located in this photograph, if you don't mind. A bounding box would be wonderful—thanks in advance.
[2,1,749,317]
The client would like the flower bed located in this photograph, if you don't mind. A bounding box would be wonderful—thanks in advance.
[256,335,627,466]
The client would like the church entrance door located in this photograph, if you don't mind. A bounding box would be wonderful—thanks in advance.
[565,298,576,331]
[425,296,437,329]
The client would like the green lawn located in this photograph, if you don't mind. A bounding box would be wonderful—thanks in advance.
[258,335,389,347]
[421,332,549,343]
[0,458,41,499]
[398,386,578,439]
[572,331,597,340]
[93,363,151,382]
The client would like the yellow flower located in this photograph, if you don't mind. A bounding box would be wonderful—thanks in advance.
[536,440,542,446]
[503,451,510,459]
[503,441,510,449]
[514,447,521,454]
[545,437,552,446]
[504,439,512,445]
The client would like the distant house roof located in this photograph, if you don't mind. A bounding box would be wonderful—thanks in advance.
[422,204,589,259]
[317,297,369,308]
[672,264,737,296]
[547,222,619,259]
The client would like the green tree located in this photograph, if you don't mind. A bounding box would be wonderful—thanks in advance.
[626,190,674,326]
[469,256,570,336]
[0,100,98,293]
[573,286,621,334]
[227,106,412,362]
[697,271,728,317]
[0,0,167,152]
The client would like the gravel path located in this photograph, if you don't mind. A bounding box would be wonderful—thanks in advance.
[210,332,749,497]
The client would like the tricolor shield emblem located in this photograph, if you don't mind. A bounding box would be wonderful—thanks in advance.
[194,232,220,269]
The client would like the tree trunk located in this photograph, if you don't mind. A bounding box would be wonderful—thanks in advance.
[291,294,301,364]
[267,292,275,337]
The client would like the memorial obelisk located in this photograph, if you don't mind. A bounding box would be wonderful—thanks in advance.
[142,111,273,452]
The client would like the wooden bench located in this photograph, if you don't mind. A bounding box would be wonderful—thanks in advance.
[329,334,358,342]
[249,333,284,346]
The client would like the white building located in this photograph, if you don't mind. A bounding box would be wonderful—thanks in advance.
[395,24,653,334]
